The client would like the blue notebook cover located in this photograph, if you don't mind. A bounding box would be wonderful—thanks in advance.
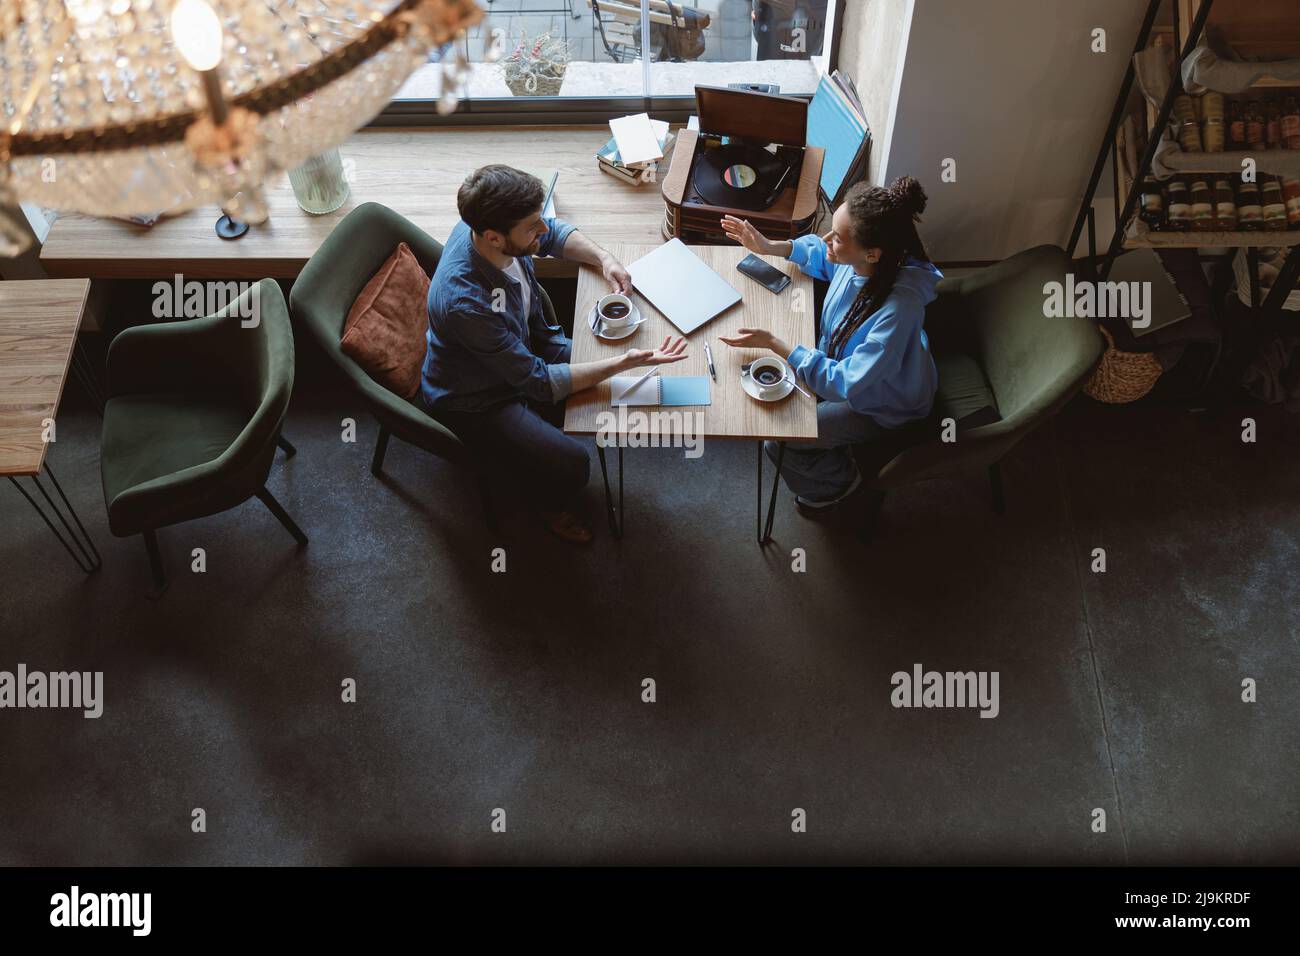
[612,374,711,406]
[660,376,711,406]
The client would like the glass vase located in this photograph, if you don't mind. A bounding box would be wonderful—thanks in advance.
[288,149,350,215]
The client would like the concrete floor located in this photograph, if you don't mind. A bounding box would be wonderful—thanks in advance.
[1,347,1298,865]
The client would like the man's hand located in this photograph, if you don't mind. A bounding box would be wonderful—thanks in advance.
[721,216,784,257]
[623,335,689,369]
[568,336,688,394]
[719,327,791,357]
[601,254,632,294]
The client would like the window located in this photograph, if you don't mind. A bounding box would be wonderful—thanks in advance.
[383,0,840,123]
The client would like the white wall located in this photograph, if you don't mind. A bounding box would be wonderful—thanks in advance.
[838,0,912,186]
[881,0,1148,262]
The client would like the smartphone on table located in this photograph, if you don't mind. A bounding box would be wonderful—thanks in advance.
[737,253,792,294]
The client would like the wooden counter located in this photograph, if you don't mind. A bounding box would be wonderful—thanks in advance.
[40,127,671,281]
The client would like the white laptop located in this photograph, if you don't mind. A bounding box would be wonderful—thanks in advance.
[628,238,742,335]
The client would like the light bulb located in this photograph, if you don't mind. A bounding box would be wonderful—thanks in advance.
[171,0,224,72]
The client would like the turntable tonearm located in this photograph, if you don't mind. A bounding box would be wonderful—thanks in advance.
[661,85,825,243]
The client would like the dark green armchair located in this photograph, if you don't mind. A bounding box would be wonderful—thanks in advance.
[100,278,305,594]
[292,202,553,527]
[858,245,1104,538]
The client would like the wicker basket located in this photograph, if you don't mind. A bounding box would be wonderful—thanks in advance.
[505,74,565,97]
[1084,324,1163,404]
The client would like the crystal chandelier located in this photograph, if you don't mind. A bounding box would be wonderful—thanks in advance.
[0,0,484,252]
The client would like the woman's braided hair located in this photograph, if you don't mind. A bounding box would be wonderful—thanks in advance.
[825,176,931,359]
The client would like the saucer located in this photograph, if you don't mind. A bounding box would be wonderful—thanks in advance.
[741,366,795,403]
[589,306,644,341]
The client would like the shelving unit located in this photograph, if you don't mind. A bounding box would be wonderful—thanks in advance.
[1070,0,1300,320]
[1127,225,1300,249]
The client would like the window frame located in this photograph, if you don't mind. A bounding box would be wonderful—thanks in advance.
[370,0,845,128]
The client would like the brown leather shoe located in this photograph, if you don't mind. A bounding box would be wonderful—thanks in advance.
[540,510,594,545]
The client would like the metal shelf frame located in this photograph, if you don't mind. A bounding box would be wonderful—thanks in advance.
[1068,0,1300,326]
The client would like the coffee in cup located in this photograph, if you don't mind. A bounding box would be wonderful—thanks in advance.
[748,356,788,396]
[596,293,639,330]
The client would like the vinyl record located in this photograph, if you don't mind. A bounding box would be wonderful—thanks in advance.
[692,143,787,211]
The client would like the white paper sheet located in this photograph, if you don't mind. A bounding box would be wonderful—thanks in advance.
[609,113,664,167]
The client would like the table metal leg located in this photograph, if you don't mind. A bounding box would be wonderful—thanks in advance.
[8,461,102,572]
[596,441,624,539]
[757,441,784,546]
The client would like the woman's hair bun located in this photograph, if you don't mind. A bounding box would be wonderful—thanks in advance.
[886,176,927,217]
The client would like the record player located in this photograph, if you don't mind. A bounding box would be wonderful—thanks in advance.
[661,85,824,243]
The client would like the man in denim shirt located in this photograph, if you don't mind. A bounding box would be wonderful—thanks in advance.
[421,165,687,544]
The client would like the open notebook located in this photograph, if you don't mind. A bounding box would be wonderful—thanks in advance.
[611,374,711,407]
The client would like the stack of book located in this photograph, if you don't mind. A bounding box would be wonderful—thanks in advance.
[597,117,673,186]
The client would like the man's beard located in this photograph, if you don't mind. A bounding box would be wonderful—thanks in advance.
[503,236,540,257]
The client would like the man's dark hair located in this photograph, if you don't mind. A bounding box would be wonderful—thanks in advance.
[457,165,544,236]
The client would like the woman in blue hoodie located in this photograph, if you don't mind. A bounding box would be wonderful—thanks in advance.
[720,176,942,514]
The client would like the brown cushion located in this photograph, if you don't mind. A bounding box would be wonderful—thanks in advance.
[339,242,430,398]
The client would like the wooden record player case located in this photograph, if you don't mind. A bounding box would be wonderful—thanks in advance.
[661,85,825,243]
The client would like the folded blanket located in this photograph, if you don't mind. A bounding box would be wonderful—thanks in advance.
[1182,38,1300,95]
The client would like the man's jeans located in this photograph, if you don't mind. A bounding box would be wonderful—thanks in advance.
[432,396,591,511]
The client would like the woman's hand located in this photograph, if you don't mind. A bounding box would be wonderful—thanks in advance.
[719,327,791,357]
[623,336,689,368]
[721,216,782,256]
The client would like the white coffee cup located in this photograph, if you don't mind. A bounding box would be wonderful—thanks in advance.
[595,293,639,330]
[748,356,789,397]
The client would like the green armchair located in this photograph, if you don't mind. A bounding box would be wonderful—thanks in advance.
[100,278,305,594]
[857,245,1104,538]
[292,202,547,527]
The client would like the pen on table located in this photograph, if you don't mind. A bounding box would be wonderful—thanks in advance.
[703,341,717,382]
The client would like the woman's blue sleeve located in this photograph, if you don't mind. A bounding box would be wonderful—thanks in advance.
[786,234,837,282]
[787,300,911,402]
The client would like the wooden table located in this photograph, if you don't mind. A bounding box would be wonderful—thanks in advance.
[563,243,817,542]
[0,279,102,571]
[40,127,671,281]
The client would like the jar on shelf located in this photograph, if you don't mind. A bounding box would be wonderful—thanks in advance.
[1166,178,1192,230]
[1175,94,1203,152]
[1235,178,1263,230]
[1202,92,1225,152]
[1213,178,1238,231]
[1227,99,1246,150]
[1140,176,1167,228]
[1282,95,1300,150]
[1282,175,1300,229]
[1261,176,1288,231]
[1245,100,1266,152]
[1189,177,1215,230]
